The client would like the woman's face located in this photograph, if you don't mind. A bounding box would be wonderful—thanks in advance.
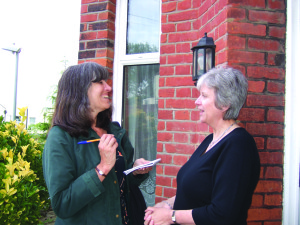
[195,83,224,125]
[88,80,112,114]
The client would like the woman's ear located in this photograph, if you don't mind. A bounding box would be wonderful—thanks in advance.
[221,105,230,113]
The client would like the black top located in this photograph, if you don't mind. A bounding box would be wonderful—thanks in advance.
[115,149,129,225]
[173,128,260,225]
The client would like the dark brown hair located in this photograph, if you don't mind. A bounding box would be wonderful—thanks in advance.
[51,62,112,137]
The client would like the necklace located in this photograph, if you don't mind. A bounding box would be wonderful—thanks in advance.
[208,122,236,149]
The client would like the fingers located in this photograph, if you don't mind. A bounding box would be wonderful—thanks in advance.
[101,134,118,148]
[133,166,152,175]
[98,134,118,170]
[145,207,155,212]
[144,209,157,225]
[141,166,152,173]
[144,218,154,225]
[132,158,153,175]
[99,134,118,153]
[133,158,149,167]
[138,158,148,164]
[144,212,152,225]
[145,208,152,214]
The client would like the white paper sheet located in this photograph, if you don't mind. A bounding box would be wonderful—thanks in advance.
[123,158,161,175]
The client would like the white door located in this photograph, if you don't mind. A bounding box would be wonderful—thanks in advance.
[113,0,161,206]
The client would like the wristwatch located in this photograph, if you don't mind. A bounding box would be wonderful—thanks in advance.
[95,167,106,177]
[171,210,176,224]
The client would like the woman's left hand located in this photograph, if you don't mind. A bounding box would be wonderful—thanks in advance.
[132,158,152,175]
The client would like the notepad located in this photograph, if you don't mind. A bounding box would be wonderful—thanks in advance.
[123,158,161,175]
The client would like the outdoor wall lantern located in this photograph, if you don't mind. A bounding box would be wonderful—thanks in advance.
[191,32,216,85]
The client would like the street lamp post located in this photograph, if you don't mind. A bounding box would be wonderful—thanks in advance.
[2,45,21,121]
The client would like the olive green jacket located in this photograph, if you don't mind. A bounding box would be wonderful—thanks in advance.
[42,122,148,225]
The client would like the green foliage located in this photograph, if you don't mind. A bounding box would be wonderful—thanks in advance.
[127,42,158,54]
[27,123,50,146]
[28,86,56,145]
[0,108,49,225]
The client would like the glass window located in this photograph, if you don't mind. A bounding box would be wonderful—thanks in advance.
[29,117,36,125]
[114,0,161,207]
[122,64,159,206]
[126,0,160,54]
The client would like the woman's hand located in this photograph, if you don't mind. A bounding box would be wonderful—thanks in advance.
[132,158,153,175]
[144,201,172,225]
[144,210,153,225]
[97,134,118,174]
[144,207,173,225]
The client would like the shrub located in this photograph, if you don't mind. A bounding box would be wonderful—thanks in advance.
[0,107,48,224]
[28,86,56,146]
[27,122,50,146]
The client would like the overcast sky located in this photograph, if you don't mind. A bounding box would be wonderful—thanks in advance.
[0,0,81,123]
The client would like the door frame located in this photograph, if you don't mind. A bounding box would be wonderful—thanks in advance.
[112,0,161,124]
[283,0,300,224]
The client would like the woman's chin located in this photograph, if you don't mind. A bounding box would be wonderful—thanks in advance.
[199,118,206,123]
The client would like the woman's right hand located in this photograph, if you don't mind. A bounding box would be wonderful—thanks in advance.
[97,134,118,174]
[144,200,173,225]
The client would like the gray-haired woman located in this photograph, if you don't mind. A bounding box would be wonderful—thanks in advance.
[144,67,260,225]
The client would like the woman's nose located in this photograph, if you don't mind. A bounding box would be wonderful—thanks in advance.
[104,81,112,91]
[195,96,201,105]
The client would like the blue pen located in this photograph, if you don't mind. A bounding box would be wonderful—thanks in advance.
[77,138,100,144]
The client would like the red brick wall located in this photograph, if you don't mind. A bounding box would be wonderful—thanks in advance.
[158,0,286,224]
[79,0,286,224]
[79,0,116,74]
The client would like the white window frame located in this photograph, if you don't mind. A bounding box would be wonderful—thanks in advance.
[283,0,300,224]
[112,0,161,124]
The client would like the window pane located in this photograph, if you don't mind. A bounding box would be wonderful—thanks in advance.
[126,0,160,54]
[122,64,159,206]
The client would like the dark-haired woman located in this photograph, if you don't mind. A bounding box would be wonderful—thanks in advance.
[43,62,151,225]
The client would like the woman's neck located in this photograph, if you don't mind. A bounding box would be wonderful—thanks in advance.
[212,120,236,139]
[92,125,107,137]
[205,120,237,153]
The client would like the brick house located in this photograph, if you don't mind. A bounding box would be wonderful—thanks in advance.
[78,0,300,224]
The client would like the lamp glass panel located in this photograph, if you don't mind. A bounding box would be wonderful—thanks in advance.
[197,48,204,76]
[192,51,197,80]
[206,48,212,71]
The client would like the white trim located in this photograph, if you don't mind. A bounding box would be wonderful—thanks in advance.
[119,53,160,65]
[283,0,300,224]
[112,0,161,124]
[112,0,126,124]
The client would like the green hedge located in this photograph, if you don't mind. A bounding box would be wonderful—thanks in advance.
[0,107,49,224]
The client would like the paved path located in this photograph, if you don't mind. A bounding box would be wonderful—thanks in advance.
[39,211,56,225]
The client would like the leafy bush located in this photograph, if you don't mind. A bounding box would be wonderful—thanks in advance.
[0,107,49,224]
[27,122,50,146]
[28,86,56,146]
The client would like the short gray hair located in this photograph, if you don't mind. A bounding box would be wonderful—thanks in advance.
[196,67,248,120]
